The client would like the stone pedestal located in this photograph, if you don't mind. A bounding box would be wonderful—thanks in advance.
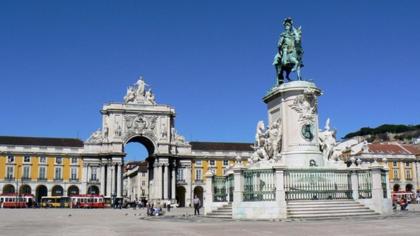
[263,81,324,167]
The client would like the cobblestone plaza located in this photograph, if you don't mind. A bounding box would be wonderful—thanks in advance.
[1,207,420,236]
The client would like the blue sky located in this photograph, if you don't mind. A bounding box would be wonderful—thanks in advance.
[1,1,419,161]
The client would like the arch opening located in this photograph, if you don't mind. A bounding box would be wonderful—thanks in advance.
[87,185,99,195]
[393,184,400,192]
[176,186,186,207]
[19,184,31,195]
[2,184,15,194]
[68,185,80,196]
[406,184,413,192]
[193,186,204,206]
[36,185,48,203]
[51,185,64,196]
[124,136,155,160]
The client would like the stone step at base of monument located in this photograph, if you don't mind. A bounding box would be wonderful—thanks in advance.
[206,203,233,219]
[287,200,379,219]
[288,199,361,205]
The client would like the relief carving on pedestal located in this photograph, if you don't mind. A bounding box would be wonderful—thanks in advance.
[289,90,318,123]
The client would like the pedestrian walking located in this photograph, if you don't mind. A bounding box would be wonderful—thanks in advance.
[193,195,201,215]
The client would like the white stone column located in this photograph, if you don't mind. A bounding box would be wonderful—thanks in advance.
[185,165,192,207]
[100,165,105,195]
[117,164,122,197]
[204,170,214,215]
[370,165,392,214]
[163,164,169,200]
[350,168,360,200]
[274,164,287,219]
[82,164,88,194]
[106,165,112,197]
[232,166,244,219]
[109,165,115,197]
[157,164,163,200]
[152,163,158,201]
[171,167,176,201]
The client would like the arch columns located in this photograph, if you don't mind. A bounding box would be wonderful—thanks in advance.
[171,164,176,201]
[100,164,105,195]
[163,164,169,200]
[116,163,122,197]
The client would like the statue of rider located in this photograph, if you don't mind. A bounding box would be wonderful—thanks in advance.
[273,17,304,85]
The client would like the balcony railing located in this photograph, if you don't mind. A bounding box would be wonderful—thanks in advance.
[54,178,63,182]
[38,177,47,181]
[5,176,15,181]
[194,179,204,185]
[89,178,100,183]
[69,178,79,182]
[176,179,187,185]
[21,177,31,181]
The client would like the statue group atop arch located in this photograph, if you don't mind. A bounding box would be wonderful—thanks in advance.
[124,76,156,105]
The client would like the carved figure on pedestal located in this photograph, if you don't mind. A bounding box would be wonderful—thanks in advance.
[319,118,337,160]
[124,86,136,103]
[250,120,283,163]
[171,127,187,144]
[136,77,148,98]
[273,17,304,85]
[145,89,156,105]
[160,122,168,139]
[115,125,122,137]
[86,129,104,144]
[255,121,267,148]
[269,118,282,155]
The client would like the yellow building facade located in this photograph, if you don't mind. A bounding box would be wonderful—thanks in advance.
[0,136,110,203]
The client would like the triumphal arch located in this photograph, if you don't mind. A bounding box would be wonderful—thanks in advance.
[84,77,192,203]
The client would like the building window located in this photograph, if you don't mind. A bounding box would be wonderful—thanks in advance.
[6,166,14,179]
[223,160,229,166]
[393,161,398,167]
[39,156,46,163]
[142,172,146,177]
[142,181,145,186]
[24,155,31,163]
[405,169,412,180]
[91,167,97,180]
[209,160,215,166]
[71,167,77,180]
[55,167,62,180]
[405,162,410,167]
[71,157,78,164]
[195,168,202,181]
[7,155,14,163]
[177,168,184,181]
[393,169,399,180]
[195,160,202,167]
[23,166,30,179]
[56,157,62,165]
[39,167,46,179]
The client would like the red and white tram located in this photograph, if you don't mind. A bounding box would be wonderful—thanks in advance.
[0,194,35,208]
[70,194,105,208]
